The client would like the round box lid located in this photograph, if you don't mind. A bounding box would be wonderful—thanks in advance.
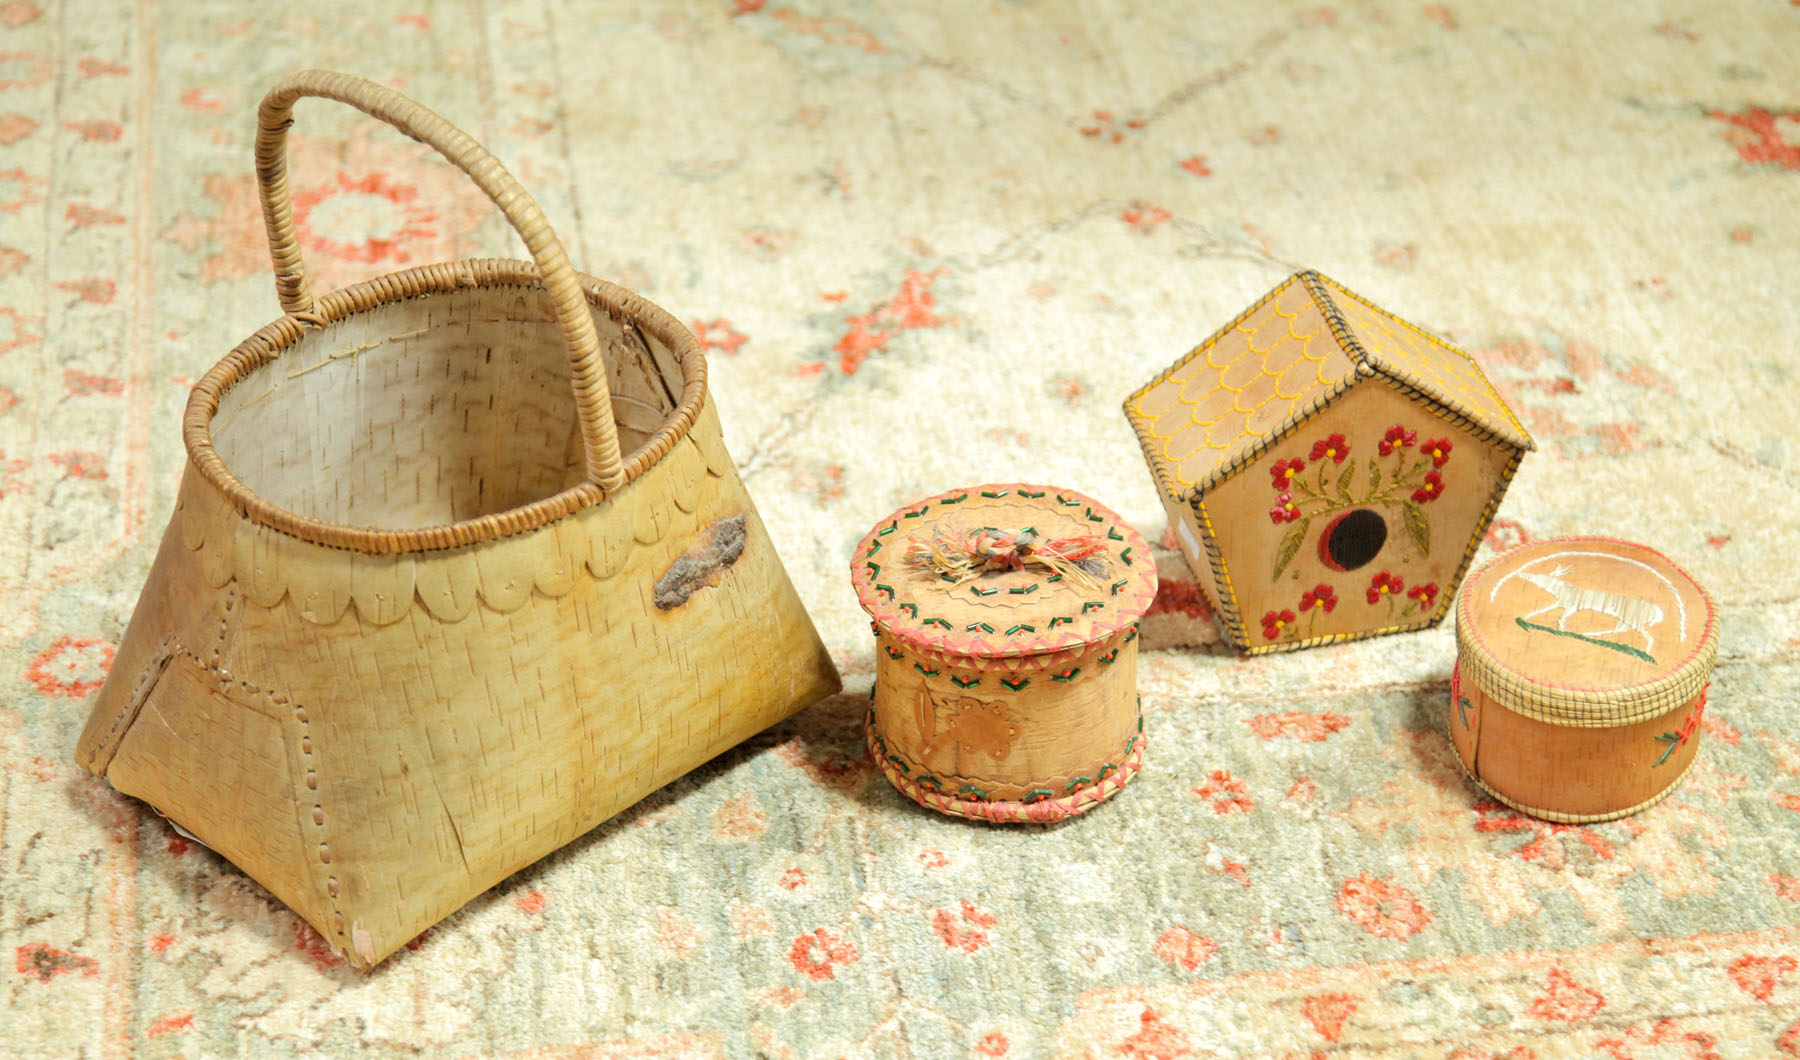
[1455,536,1717,726]
[850,483,1158,659]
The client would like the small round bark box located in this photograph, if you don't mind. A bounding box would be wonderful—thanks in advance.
[1452,536,1718,822]
[850,483,1159,823]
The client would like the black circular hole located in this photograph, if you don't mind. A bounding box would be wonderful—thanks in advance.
[1320,509,1387,572]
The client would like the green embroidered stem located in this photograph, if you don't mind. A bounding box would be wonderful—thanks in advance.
[951,675,982,688]
[1515,618,1657,664]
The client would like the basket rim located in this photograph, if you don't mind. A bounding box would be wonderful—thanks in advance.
[183,257,710,555]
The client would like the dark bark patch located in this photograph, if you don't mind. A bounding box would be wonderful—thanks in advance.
[654,515,747,610]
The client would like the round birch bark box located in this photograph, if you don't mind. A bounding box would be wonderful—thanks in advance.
[850,484,1159,823]
[1452,536,1718,822]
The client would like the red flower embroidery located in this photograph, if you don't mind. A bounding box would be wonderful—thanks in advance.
[1335,873,1432,940]
[1420,437,1453,467]
[1299,583,1337,612]
[1412,471,1444,503]
[1268,493,1300,524]
[1407,582,1439,610]
[787,928,858,981]
[1151,925,1218,972]
[1378,425,1417,456]
[1269,457,1306,490]
[1260,609,1296,641]
[929,900,997,954]
[1194,769,1253,814]
[1309,432,1350,463]
[25,636,114,698]
[1367,571,1404,604]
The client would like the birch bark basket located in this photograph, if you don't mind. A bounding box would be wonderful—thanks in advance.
[73,71,841,969]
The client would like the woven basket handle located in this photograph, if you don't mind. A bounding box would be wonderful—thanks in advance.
[255,70,627,493]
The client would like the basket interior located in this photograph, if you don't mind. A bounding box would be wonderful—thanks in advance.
[209,283,685,531]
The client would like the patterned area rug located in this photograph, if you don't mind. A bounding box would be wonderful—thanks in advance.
[4,2,1799,1057]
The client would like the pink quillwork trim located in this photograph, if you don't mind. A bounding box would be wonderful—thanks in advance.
[866,713,1144,824]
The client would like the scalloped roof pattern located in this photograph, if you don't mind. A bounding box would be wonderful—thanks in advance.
[1126,275,1355,494]
[1317,275,1534,451]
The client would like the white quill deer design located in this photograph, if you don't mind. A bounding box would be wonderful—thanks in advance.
[1516,563,1664,655]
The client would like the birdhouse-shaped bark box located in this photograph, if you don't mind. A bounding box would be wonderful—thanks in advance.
[1125,271,1533,653]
